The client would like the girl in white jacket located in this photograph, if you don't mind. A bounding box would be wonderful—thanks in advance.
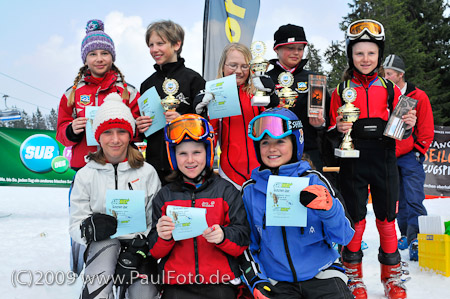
[69,93,161,299]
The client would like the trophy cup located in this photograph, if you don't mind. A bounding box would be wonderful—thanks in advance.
[161,78,181,111]
[334,87,360,158]
[250,41,270,106]
[277,72,298,108]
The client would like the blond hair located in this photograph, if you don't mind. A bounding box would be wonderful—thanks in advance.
[216,43,255,95]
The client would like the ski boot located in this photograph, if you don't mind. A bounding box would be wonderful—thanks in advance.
[397,236,408,250]
[378,248,410,299]
[380,262,410,299]
[409,239,418,261]
[342,247,367,299]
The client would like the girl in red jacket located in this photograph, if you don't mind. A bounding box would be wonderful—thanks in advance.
[195,43,279,190]
[328,20,416,299]
[56,19,140,171]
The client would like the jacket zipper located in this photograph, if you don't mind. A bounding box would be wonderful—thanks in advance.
[191,192,200,283]
[114,164,118,189]
[282,227,298,282]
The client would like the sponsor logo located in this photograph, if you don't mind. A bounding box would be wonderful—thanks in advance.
[297,82,308,93]
[80,95,91,105]
[202,201,215,208]
[20,134,61,173]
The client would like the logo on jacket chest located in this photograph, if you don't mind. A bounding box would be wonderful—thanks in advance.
[202,200,215,208]
[80,95,92,105]
[296,82,308,93]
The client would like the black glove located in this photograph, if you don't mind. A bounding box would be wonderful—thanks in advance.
[115,235,149,286]
[252,74,275,94]
[253,282,278,299]
[300,185,333,211]
[80,213,117,244]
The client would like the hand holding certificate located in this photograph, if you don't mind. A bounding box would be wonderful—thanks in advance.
[205,74,241,119]
[137,87,166,137]
[266,175,310,227]
[105,190,147,238]
[166,206,208,241]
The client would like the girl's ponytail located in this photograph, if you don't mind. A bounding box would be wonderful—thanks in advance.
[68,65,88,106]
[113,64,130,101]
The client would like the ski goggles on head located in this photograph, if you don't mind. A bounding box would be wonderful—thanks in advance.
[164,116,211,145]
[248,113,303,141]
[347,19,384,41]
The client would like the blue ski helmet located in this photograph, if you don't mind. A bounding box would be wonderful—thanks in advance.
[248,107,304,165]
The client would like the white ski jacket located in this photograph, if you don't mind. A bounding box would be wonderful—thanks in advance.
[69,160,161,245]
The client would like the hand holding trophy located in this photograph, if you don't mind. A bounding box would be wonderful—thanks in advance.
[250,41,271,106]
[334,87,360,158]
[161,78,181,111]
[277,72,298,108]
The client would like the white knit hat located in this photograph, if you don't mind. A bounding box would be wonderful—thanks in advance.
[93,93,135,142]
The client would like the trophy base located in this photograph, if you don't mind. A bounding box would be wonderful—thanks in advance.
[251,95,270,106]
[335,148,360,158]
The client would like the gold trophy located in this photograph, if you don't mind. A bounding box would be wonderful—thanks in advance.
[277,72,298,108]
[250,41,270,106]
[161,78,181,111]
[334,87,360,158]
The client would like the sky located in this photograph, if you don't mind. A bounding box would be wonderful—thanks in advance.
[1,186,449,298]
[0,0,352,115]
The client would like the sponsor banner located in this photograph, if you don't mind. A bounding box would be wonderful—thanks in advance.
[0,127,76,187]
[423,125,450,196]
[202,0,260,81]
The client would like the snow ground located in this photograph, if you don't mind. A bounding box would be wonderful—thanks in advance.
[0,186,449,298]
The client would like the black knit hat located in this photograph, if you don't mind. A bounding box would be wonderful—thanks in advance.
[273,24,308,50]
[383,55,406,73]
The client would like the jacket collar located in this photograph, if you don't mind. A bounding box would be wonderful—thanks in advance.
[252,161,311,193]
[83,70,118,90]
[269,58,308,75]
[153,58,186,76]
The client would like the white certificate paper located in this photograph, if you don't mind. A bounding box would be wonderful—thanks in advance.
[166,205,208,241]
[105,189,147,238]
[85,106,99,146]
[266,175,310,227]
[138,87,166,137]
[206,74,241,119]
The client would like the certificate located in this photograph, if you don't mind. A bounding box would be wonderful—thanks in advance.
[166,205,208,241]
[266,175,310,227]
[205,74,241,119]
[138,87,166,137]
[105,189,147,238]
[85,106,99,146]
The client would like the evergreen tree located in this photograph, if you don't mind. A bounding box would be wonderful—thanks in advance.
[32,108,47,130]
[46,108,58,130]
[324,40,348,91]
[305,43,324,74]
[7,111,30,129]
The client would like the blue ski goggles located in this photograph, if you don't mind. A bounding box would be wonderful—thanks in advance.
[248,113,303,141]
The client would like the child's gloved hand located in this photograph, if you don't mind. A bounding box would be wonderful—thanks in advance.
[253,282,277,299]
[300,185,333,211]
[252,74,275,94]
[195,90,214,114]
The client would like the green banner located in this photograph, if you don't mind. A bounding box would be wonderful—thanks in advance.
[0,127,76,187]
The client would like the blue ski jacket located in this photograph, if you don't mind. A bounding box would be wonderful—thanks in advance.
[241,161,354,286]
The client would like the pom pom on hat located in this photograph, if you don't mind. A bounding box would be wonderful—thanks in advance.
[81,19,116,63]
[273,24,308,50]
[93,93,135,143]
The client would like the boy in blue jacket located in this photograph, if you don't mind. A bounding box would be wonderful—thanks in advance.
[241,108,354,299]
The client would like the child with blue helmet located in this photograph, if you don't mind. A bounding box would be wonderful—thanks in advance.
[148,114,250,299]
[240,107,354,299]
